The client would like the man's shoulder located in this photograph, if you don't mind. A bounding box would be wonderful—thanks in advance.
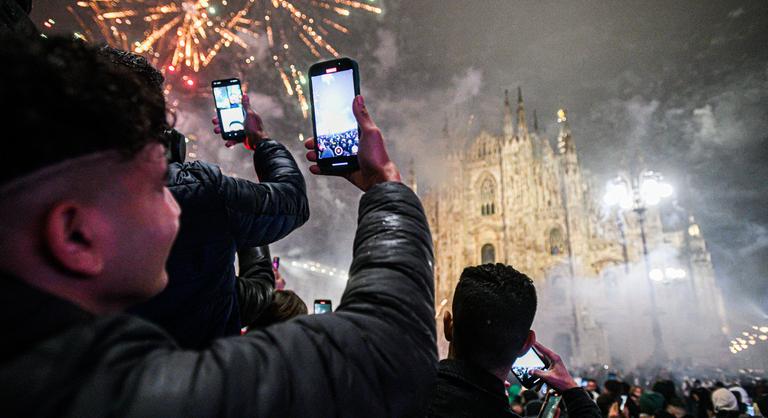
[169,160,223,189]
[0,314,176,416]
[427,360,518,418]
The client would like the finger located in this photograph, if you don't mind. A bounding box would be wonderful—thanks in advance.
[214,127,221,134]
[212,117,219,125]
[306,150,318,162]
[352,95,377,132]
[303,137,316,150]
[225,139,238,147]
[530,368,548,378]
[309,165,322,175]
[533,341,561,364]
[242,93,250,110]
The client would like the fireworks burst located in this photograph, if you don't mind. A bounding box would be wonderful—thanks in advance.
[69,0,382,117]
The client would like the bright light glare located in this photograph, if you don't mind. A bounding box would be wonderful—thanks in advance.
[640,178,673,206]
[760,326,768,333]
[649,269,664,281]
[603,178,632,209]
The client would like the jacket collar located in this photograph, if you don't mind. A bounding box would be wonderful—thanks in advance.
[0,271,94,359]
[438,358,509,405]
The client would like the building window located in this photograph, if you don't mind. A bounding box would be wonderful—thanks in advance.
[481,243,495,264]
[480,177,496,216]
[549,227,565,255]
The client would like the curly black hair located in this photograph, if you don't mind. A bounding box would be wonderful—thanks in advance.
[452,263,538,370]
[0,35,167,185]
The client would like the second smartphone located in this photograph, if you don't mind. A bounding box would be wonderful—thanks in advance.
[211,78,246,141]
[308,57,360,173]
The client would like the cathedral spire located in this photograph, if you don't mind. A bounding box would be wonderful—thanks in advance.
[503,89,513,139]
[557,108,576,155]
[533,109,539,133]
[516,86,528,138]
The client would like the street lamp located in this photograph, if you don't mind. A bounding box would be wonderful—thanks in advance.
[603,170,674,362]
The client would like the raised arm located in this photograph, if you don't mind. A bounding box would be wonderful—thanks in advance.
[121,96,437,417]
[209,94,309,247]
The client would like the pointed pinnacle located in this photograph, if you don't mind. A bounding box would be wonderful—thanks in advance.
[517,86,523,104]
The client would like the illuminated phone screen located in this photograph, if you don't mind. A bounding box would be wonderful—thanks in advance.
[310,69,359,160]
[511,347,547,388]
[212,81,245,135]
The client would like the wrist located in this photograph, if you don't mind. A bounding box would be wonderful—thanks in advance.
[377,162,401,183]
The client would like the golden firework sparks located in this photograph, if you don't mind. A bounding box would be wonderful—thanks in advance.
[71,0,381,117]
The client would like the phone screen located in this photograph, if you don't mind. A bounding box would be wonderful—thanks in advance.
[511,347,547,388]
[310,68,359,160]
[620,395,628,411]
[314,300,332,314]
[272,256,280,270]
[212,79,245,138]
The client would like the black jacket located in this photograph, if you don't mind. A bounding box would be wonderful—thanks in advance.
[427,359,601,418]
[130,139,309,349]
[0,182,437,417]
[235,245,275,327]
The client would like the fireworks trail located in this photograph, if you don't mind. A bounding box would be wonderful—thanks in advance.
[69,0,382,117]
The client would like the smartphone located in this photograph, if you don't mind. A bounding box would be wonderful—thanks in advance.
[746,405,754,416]
[511,346,549,389]
[211,78,246,140]
[272,256,280,270]
[308,57,360,173]
[314,299,332,314]
[537,390,563,418]
[620,395,628,411]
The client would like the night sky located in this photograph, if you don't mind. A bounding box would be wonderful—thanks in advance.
[31,1,768,322]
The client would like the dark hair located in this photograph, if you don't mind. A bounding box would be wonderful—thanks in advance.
[98,45,165,92]
[249,290,308,328]
[0,35,167,185]
[452,263,537,370]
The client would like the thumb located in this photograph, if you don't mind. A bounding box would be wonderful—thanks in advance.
[352,95,377,132]
[242,93,250,110]
[530,368,547,378]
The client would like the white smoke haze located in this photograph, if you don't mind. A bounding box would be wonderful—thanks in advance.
[33,0,768,370]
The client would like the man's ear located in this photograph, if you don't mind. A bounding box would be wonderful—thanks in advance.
[443,310,453,342]
[516,329,536,358]
[44,201,104,277]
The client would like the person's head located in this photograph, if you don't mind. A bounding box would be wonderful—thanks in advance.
[0,36,180,314]
[98,45,165,105]
[639,391,665,416]
[652,380,677,404]
[248,290,308,328]
[605,379,624,396]
[443,263,537,375]
[586,379,600,393]
[711,388,738,413]
[511,403,524,415]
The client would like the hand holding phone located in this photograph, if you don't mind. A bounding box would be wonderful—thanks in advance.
[211,80,267,149]
[304,95,401,191]
[528,342,579,393]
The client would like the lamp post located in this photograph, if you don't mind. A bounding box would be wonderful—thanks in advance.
[603,170,673,362]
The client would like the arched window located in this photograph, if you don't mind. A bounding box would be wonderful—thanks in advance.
[481,243,495,264]
[479,177,496,216]
[549,227,565,255]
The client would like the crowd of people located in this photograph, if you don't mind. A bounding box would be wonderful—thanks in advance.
[0,8,764,418]
[317,128,360,158]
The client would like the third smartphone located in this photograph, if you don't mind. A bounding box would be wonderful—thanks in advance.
[314,299,332,314]
[511,346,549,389]
[308,57,360,173]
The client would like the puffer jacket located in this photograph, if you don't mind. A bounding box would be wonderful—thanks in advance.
[0,181,437,417]
[129,139,309,349]
[235,245,275,327]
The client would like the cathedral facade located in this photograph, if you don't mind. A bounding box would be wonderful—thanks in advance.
[422,89,729,367]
